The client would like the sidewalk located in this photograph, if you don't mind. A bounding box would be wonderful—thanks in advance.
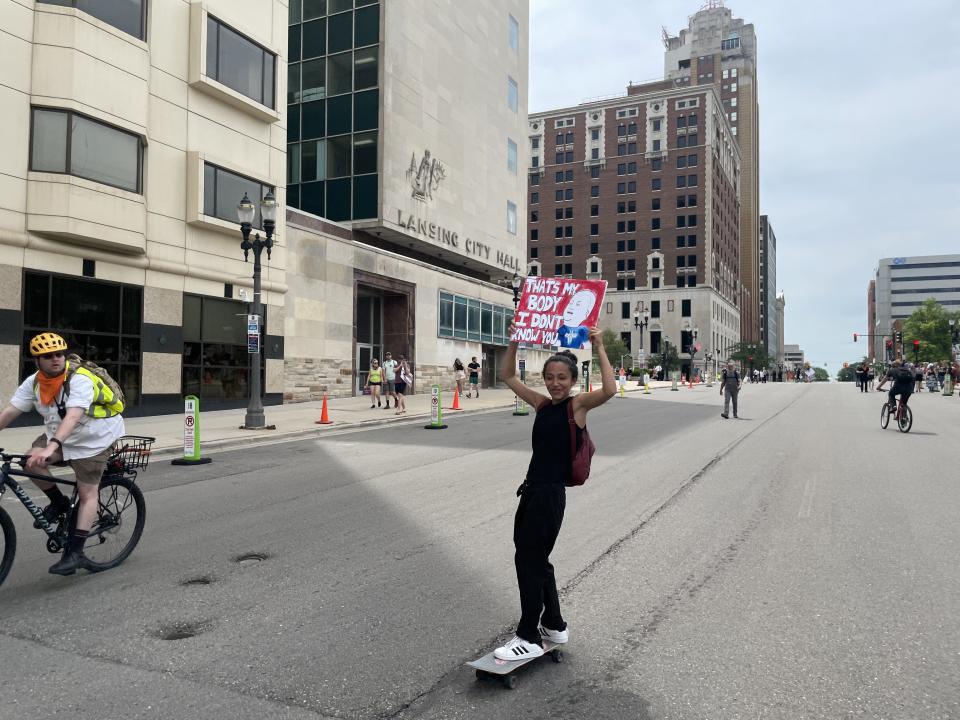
[0,380,681,461]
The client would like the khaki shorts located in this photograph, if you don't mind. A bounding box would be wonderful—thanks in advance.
[31,435,113,485]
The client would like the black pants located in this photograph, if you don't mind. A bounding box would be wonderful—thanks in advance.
[513,483,566,644]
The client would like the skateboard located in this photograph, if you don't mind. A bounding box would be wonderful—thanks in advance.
[467,640,565,689]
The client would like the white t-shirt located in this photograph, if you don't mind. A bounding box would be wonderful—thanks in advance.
[11,371,125,461]
[381,359,397,383]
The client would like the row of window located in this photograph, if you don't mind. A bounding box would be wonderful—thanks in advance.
[288,5,379,62]
[40,0,146,40]
[288,47,379,104]
[290,0,379,23]
[531,174,701,202]
[437,292,515,344]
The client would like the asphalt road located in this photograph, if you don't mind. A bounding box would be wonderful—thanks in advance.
[0,383,957,719]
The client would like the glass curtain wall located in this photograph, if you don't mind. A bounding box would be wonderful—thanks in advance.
[288,0,380,221]
[20,271,142,405]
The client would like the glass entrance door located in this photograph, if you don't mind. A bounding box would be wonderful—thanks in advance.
[356,293,383,393]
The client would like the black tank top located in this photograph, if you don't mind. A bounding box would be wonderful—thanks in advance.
[526,397,581,485]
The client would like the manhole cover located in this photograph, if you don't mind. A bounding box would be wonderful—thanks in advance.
[234,552,268,565]
[153,620,209,641]
[180,576,212,586]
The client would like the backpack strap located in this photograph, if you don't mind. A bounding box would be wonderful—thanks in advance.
[566,398,581,453]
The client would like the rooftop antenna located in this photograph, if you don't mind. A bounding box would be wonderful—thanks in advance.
[661,25,671,49]
[700,0,725,9]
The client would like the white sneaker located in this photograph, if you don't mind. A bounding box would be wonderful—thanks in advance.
[493,635,545,661]
[538,625,568,644]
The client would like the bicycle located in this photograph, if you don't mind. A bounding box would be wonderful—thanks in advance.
[880,396,913,433]
[0,436,154,588]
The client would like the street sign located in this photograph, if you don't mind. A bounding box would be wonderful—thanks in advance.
[424,384,448,429]
[183,396,197,458]
[637,349,646,365]
[247,313,260,354]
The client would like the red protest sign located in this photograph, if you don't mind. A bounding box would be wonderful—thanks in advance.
[510,277,607,349]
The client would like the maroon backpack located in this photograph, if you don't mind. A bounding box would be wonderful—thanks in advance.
[566,400,595,486]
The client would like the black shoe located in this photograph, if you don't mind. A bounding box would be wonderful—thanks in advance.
[48,549,89,576]
[33,498,70,529]
[720,413,728,419]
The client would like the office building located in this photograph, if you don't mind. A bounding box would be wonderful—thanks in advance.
[0,0,288,414]
[527,80,742,379]
[759,215,777,359]
[662,1,761,344]
[783,343,804,370]
[872,254,960,362]
[283,1,538,398]
[774,292,785,363]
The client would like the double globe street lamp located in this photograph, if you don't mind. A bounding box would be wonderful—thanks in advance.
[237,190,277,430]
[633,307,649,385]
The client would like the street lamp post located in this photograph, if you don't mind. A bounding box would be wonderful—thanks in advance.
[510,273,529,416]
[704,350,714,387]
[238,190,276,430]
[947,319,958,395]
[664,336,679,391]
[633,307,650,386]
[686,325,699,387]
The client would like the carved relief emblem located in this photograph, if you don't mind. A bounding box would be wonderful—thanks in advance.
[406,150,446,201]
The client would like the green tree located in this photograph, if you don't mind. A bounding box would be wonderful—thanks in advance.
[730,341,773,369]
[592,329,630,370]
[902,299,958,362]
[836,366,857,382]
[813,367,830,382]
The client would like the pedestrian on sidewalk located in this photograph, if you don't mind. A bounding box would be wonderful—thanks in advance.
[366,359,383,408]
[382,352,398,409]
[492,324,615,662]
[466,356,481,398]
[720,360,742,419]
[394,356,411,414]
[453,358,466,397]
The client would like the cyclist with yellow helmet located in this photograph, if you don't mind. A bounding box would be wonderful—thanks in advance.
[0,332,125,575]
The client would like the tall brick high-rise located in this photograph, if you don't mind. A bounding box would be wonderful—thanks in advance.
[662,1,761,343]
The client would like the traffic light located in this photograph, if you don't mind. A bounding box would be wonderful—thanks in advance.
[913,339,920,350]
[885,340,893,349]
[853,333,858,342]
[896,331,903,344]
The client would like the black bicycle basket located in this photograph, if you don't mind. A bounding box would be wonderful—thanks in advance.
[107,436,156,474]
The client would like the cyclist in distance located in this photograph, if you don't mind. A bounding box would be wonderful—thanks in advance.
[0,333,125,575]
[876,359,914,415]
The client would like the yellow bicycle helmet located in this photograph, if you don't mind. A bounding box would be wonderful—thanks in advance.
[29,332,68,357]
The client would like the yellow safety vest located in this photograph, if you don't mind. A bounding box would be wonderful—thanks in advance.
[35,362,125,418]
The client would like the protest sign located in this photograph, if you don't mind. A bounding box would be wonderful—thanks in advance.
[510,277,607,349]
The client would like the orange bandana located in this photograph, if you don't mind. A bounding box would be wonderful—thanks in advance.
[37,371,67,407]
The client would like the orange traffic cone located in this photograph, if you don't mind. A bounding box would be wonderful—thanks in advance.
[315,394,333,425]
[589,383,593,392]
[449,387,462,410]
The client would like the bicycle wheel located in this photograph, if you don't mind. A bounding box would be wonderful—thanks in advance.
[898,405,913,433]
[0,506,16,588]
[880,403,890,429]
[83,475,145,571]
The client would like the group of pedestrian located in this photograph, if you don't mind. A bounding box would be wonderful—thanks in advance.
[854,363,876,392]
[365,352,412,414]
[453,357,481,398]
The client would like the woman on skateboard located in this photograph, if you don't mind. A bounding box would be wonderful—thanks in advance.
[494,325,615,661]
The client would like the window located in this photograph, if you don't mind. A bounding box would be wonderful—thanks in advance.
[618,125,627,137]
[627,181,636,193]
[628,162,637,173]
[507,201,517,234]
[617,260,625,271]
[590,166,601,178]
[617,163,626,175]
[555,152,564,165]
[617,279,625,291]
[555,245,563,257]
[688,275,696,287]
[565,188,573,200]
[676,176,687,188]
[628,142,636,153]
[508,14,519,51]
[207,15,276,108]
[590,224,599,235]
[39,0,146,39]
[531,137,540,149]
[652,139,661,151]
[507,138,517,174]
[682,299,691,317]
[590,261,599,273]
[688,254,697,266]
[31,108,142,193]
[688,154,698,166]
[563,207,573,219]
[590,242,599,254]
[530,192,539,204]
[530,174,540,186]
[530,156,539,167]
[627,239,636,251]
[565,244,573,256]
[677,116,687,128]
[627,220,636,232]
[651,158,662,171]
[554,227,562,239]
[617,202,625,214]
[530,210,539,222]
[530,229,538,240]
[677,136,687,149]
[555,171,564,183]
[652,277,660,289]
[591,186,600,197]
[628,122,637,135]
[617,145,627,157]
[677,255,686,267]
[530,248,538,259]
[590,204,599,216]
[555,190,563,201]
[677,276,686,288]
[687,194,697,206]
[564,169,573,182]
[651,237,660,249]
[565,151,574,163]
[652,119,662,132]
[677,196,686,208]
[687,214,697,226]
[621,302,630,319]
[616,240,625,252]
[677,215,686,228]
[651,218,661,230]
[554,264,563,275]
[617,221,625,233]
[677,156,687,168]
[687,234,697,246]
[628,200,636,212]
[591,128,600,141]
[652,178,661,191]
[676,235,685,248]
[651,300,660,318]
[564,226,573,237]
[617,182,626,194]
[627,259,636,271]
[565,131,574,144]
[730,83,737,93]
[688,114,698,126]
[591,148,600,160]
[564,263,573,275]
[508,76,519,112]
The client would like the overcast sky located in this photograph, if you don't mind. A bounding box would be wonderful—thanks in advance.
[528,0,960,369]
